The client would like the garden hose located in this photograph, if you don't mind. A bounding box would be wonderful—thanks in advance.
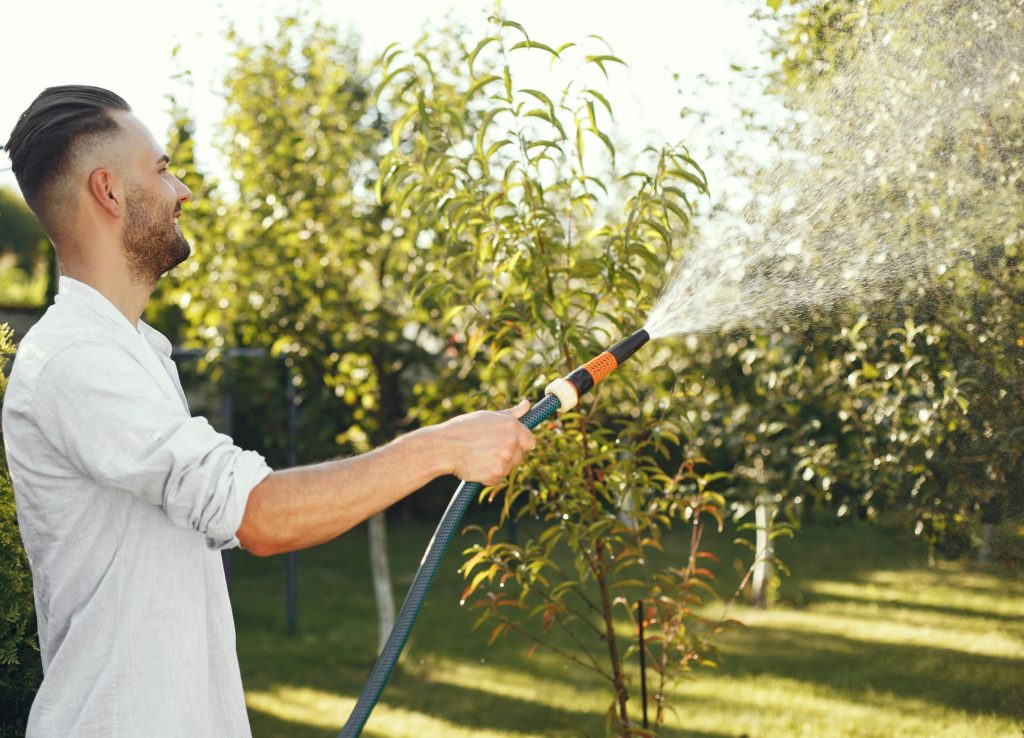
[339,329,650,737]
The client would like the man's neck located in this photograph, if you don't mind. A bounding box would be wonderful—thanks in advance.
[61,268,153,328]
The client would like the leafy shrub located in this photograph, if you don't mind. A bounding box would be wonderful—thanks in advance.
[0,323,42,735]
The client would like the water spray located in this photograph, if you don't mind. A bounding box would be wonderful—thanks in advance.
[339,328,651,737]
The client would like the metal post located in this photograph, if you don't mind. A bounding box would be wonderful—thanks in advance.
[638,599,648,730]
[221,376,235,593]
[286,363,299,635]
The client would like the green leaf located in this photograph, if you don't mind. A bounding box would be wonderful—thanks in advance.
[585,54,628,80]
[667,168,709,193]
[520,88,555,111]
[589,127,616,163]
[510,40,558,56]
[442,304,467,325]
[466,326,487,356]
[373,64,413,99]
[467,36,499,75]
[467,74,503,98]
[501,19,530,40]
[584,88,614,118]
[554,41,576,55]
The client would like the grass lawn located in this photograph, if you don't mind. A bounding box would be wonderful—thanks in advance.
[228,506,1024,737]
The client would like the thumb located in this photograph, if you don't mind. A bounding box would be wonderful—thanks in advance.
[502,398,531,419]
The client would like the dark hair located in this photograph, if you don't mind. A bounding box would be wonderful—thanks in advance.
[3,85,131,214]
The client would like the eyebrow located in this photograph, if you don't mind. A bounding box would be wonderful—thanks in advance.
[157,154,170,166]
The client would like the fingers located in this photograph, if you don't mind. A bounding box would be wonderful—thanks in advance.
[502,398,531,420]
[518,424,536,452]
[500,425,530,480]
[507,400,535,454]
[488,444,524,486]
[501,399,536,450]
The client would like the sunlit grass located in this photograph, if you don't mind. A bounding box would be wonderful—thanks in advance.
[230,512,1024,737]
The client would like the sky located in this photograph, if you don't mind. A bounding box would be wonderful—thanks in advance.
[0,0,771,199]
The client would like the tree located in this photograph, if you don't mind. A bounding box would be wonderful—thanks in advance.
[664,0,1023,572]
[757,0,1024,557]
[152,16,438,649]
[375,16,751,734]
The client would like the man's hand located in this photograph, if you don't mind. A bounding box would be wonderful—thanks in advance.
[433,399,537,485]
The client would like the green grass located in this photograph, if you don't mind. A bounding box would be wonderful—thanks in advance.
[229,509,1024,737]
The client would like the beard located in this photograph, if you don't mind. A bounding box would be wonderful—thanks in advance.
[122,186,191,285]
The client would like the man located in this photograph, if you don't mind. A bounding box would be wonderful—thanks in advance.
[1,85,536,737]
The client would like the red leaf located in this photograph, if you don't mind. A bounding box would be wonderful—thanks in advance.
[543,605,557,631]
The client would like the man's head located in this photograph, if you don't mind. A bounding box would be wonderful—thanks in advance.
[4,85,192,286]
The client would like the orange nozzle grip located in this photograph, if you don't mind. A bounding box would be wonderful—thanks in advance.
[581,352,618,385]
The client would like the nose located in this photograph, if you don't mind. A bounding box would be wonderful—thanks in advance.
[174,174,192,204]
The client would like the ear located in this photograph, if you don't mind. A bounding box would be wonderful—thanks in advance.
[87,168,122,218]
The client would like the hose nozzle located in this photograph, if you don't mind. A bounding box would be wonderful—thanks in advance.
[544,328,650,412]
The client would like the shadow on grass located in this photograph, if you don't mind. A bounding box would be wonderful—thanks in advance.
[803,588,1024,626]
[248,709,337,738]
[246,671,742,738]
[719,624,1024,718]
[234,516,1024,736]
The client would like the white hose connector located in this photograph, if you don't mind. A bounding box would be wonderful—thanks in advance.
[544,376,579,412]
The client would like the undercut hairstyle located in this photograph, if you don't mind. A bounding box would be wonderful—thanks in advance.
[3,85,131,220]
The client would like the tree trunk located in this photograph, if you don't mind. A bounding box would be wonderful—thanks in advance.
[978,523,994,563]
[595,542,631,735]
[367,348,403,654]
[752,494,774,609]
[368,512,395,653]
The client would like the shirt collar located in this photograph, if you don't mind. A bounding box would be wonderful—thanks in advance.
[56,276,140,334]
[55,276,174,358]
[139,321,173,357]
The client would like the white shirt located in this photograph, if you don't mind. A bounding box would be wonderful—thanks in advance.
[2,276,273,737]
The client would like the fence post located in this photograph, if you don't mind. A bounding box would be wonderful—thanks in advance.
[286,362,299,636]
[221,374,235,593]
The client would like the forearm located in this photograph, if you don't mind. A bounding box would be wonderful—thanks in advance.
[237,427,451,556]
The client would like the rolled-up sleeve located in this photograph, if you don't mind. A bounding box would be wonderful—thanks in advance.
[31,342,273,550]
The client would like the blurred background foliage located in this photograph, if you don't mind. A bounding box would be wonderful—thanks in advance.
[747,0,1024,559]
[0,188,50,308]
[0,0,1021,735]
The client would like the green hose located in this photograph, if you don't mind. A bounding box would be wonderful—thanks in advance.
[339,393,562,737]
[338,328,651,736]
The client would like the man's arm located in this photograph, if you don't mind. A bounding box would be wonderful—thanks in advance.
[32,342,272,549]
[236,401,536,556]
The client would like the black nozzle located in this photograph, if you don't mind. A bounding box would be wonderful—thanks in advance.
[607,328,650,365]
[559,328,652,402]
